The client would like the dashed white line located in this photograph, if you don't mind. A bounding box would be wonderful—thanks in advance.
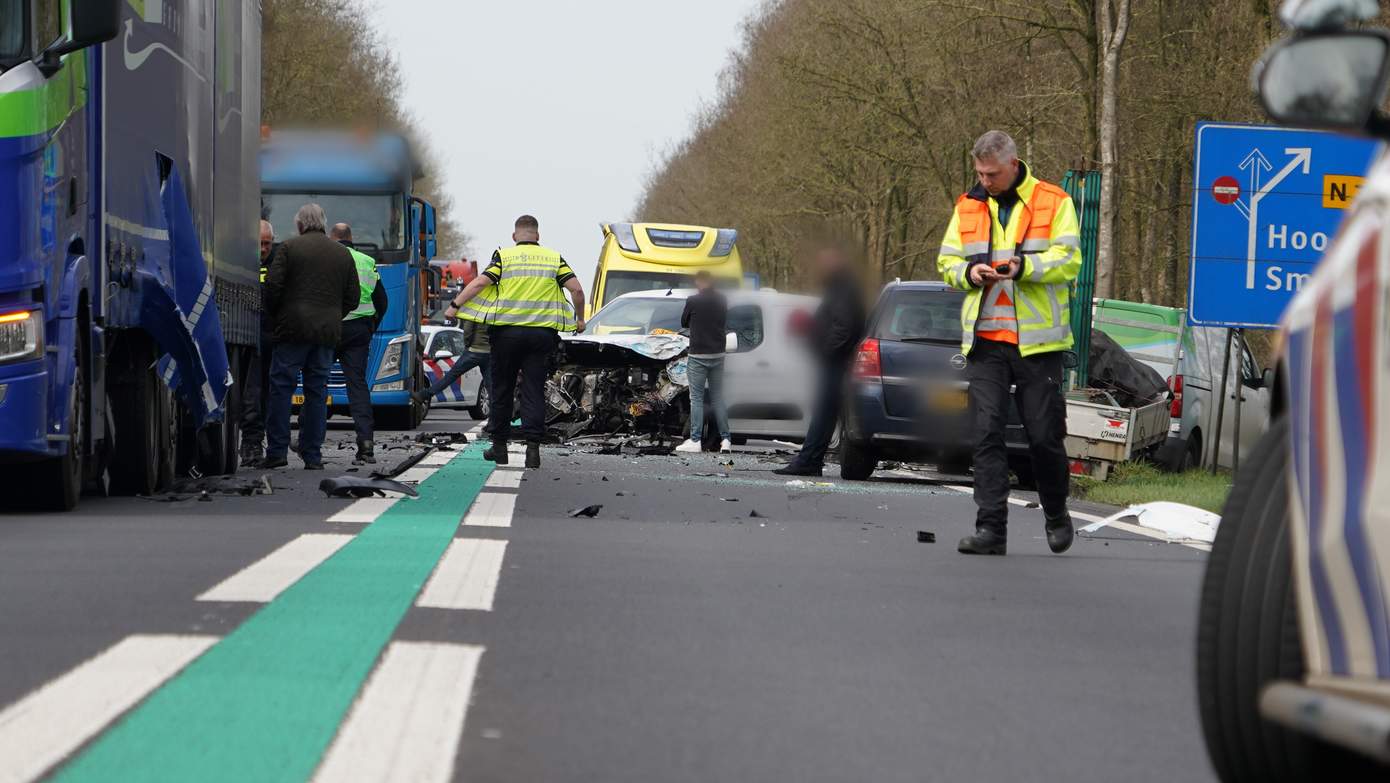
[0,634,217,783]
[462,492,515,529]
[484,470,523,489]
[196,534,353,603]
[419,450,458,466]
[394,466,439,484]
[417,539,509,611]
[328,497,401,524]
[313,642,484,783]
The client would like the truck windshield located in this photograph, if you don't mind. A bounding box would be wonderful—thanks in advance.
[0,0,25,66]
[262,192,406,254]
[873,289,964,345]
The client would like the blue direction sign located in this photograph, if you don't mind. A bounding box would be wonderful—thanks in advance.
[1188,122,1380,328]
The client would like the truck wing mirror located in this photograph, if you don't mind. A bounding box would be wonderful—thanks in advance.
[52,0,121,56]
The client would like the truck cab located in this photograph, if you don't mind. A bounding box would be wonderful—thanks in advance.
[259,131,437,430]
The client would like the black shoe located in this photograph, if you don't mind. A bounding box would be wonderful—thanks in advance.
[774,463,822,477]
[303,462,325,471]
[525,442,541,469]
[483,445,509,465]
[957,528,1008,555]
[1046,512,1074,554]
[354,440,377,465]
[239,443,263,465]
[260,456,289,469]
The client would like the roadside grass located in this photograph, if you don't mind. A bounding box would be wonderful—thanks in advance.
[1072,461,1233,514]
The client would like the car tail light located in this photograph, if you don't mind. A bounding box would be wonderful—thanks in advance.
[853,338,881,381]
[1169,374,1184,418]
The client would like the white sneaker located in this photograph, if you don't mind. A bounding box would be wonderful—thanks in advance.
[720,439,732,453]
[675,439,702,453]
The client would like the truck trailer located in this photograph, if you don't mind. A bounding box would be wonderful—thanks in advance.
[0,0,262,508]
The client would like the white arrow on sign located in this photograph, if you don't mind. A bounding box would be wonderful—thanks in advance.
[1245,147,1312,289]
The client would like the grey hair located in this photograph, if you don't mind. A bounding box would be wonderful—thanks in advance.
[259,219,275,241]
[971,130,1018,163]
[295,203,327,233]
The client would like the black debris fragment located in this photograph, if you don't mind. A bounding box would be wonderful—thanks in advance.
[719,497,739,502]
[1025,501,1040,509]
[749,510,766,518]
[917,530,936,543]
[568,504,603,518]
[372,449,429,480]
[319,476,420,499]
[416,431,470,447]
[693,472,730,478]
[601,476,609,481]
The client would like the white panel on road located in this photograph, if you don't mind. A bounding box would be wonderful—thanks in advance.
[484,470,522,489]
[327,497,400,524]
[394,466,438,484]
[0,634,216,783]
[313,642,484,783]
[417,539,508,611]
[419,450,459,466]
[197,534,353,603]
[462,492,515,529]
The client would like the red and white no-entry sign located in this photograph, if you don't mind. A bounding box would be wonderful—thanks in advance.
[1212,175,1241,205]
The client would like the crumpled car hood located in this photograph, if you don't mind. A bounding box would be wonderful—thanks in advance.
[562,333,690,364]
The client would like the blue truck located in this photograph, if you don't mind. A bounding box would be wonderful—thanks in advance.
[259,131,438,431]
[0,0,262,509]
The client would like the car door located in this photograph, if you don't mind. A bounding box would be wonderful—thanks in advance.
[424,329,468,406]
[723,300,817,438]
[1212,331,1271,468]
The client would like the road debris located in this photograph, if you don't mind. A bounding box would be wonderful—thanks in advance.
[1078,501,1220,546]
[568,504,603,518]
[917,531,936,543]
[749,509,766,519]
[719,497,739,502]
[318,476,420,499]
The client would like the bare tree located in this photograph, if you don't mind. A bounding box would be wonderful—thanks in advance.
[1095,0,1131,299]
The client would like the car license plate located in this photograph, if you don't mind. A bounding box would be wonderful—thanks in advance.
[927,389,969,412]
[291,395,333,405]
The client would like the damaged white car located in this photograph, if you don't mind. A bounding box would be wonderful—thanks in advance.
[545,289,820,448]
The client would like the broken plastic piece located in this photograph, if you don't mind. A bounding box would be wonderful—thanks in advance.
[749,510,766,519]
[917,530,936,543]
[318,476,420,499]
[568,504,603,518]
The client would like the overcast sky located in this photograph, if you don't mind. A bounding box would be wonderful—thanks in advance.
[371,0,763,283]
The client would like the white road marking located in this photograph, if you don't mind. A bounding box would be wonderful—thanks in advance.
[313,642,484,783]
[463,492,515,529]
[417,539,509,611]
[0,634,216,783]
[196,534,353,603]
[394,466,438,484]
[484,470,523,489]
[328,497,400,524]
[420,450,457,466]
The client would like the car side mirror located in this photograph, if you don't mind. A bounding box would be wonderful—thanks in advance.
[1255,30,1390,134]
[725,332,739,352]
[1249,366,1276,390]
[50,0,121,57]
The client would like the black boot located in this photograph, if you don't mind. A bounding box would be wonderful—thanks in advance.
[774,462,823,477]
[239,442,263,467]
[957,527,1007,555]
[354,440,377,465]
[525,442,541,469]
[1045,512,1074,554]
[483,443,509,464]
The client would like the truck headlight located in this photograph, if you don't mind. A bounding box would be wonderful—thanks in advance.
[0,311,42,363]
[375,334,410,381]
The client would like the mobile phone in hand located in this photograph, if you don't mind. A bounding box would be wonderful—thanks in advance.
[994,261,1012,276]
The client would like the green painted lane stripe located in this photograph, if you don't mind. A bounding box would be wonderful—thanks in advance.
[54,449,493,782]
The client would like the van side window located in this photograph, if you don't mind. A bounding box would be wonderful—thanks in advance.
[727,305,763,353]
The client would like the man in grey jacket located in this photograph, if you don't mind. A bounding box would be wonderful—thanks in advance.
[261,203,358,470]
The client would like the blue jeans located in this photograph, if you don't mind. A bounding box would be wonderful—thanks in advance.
[267,342,334,464]
[427,351,491,401]
[687,356,730,442]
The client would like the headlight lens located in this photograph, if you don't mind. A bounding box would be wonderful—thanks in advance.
[710,228,738,257]
[611,222,641,253]
[0,311,42,363]
[375,335,410,380]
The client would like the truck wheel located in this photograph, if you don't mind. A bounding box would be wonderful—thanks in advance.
[108,358,163,496]
[197,366,241,476]
[32,355,85,510]
[1196,417,1379,781]
[468,384,490,421]
[839,439,876,481]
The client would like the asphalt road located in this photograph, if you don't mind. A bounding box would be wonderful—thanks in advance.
[0,408,1216,782]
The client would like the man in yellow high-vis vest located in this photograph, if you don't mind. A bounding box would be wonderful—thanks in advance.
[447,215,586,468]
[331,223,388,465]
[937,130,1081,557]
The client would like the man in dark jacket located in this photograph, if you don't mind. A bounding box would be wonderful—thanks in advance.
[239,219,276,464]
[776,245,866,476]
[675,270,731,453]
[261,203,358,470]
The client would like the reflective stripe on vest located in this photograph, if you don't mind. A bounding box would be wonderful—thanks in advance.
[345,247,380,321]
[487,245,575,330]
[457,282,499,324]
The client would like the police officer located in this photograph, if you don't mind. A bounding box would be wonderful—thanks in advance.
[937,130,1081,556]
[446,215,585,469]
[330,223,389,465]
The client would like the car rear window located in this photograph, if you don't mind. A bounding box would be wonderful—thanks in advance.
[873,289,964,344]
